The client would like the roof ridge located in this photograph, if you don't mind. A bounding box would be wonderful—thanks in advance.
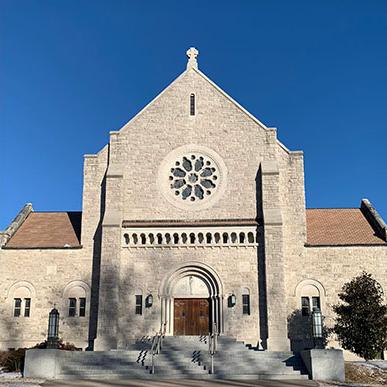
[31,210,82,214]
[306,207,359,210]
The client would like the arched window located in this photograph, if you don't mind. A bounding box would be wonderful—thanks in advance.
[190,93,195,116]
[165,233,171,244]
[7,281,36,318]
[173,233,179,244]
[239,232,245,244]
[13,287,32,318]
[157,233,163,245]
[132,233,138,245]
[63,281,90,318]
[140,233,146,245]
[123,233,130,244]
[206,233,212,244]
[222,233,229,244]
[295,280,326,317]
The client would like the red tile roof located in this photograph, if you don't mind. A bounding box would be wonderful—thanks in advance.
[5,212,81,248]
[306,208,386,246]
[3,208,385,248]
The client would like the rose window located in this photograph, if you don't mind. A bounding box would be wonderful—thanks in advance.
[169,155,218,201]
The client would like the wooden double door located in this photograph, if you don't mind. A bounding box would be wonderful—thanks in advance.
[174,298,210,335]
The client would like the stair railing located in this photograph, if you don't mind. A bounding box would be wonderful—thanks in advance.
[150,321,167,374]
[208,322,218,374]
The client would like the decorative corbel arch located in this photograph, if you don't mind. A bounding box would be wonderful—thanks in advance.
[6,280,36,299]
[294,278,327,298]
[63,280,91,301]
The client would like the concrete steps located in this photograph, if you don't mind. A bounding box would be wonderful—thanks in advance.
[56,335,309,380]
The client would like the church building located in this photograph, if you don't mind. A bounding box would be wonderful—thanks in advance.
[1,48,386,356]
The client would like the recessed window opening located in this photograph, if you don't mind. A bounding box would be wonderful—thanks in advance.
[242,294,250,315]
[14,298,21,317]
[165,233,171,244]
[190,94,195,116]
[301,296,310,316]
[312,296,321,311]
[68,298,77,317]
[135,295,143,315]
[79,297,86,317]
[24,298,31,317]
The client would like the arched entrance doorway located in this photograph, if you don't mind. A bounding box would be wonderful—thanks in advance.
[159,262,224,336]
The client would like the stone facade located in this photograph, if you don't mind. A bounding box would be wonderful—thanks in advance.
[1,49,386,357]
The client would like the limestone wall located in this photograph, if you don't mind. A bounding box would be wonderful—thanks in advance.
[0,248,91,350]
[117,246,260,346]
[287,245,387,352]
[114,68,276,221]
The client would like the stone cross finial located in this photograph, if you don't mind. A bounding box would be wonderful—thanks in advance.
[186,47,199,69]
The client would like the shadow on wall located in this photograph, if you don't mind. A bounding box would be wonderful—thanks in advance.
[87,173,106,350]
[256,166,268,350]
[287,309,330,352]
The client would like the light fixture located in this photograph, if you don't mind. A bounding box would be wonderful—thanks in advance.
[312,308,324,349]
[146,294,153,307]
[229,294,236,307]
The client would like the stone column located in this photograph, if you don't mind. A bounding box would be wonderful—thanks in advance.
[260,160,289,351]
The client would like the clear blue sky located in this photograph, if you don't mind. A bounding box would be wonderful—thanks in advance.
[1,0,386,229]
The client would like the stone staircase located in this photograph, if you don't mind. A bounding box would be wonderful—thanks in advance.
[56,336,309,380]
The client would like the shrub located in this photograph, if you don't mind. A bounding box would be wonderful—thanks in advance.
[0,348,26,372]
[333,272,387,360]
[33,338,82,351]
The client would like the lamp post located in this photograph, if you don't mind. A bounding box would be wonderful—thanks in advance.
[47,307,60,349]
[312,308,324,349]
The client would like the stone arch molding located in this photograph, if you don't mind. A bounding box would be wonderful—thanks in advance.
[6,280,36,300]
[63,280,90,300]
[294,279,327,298]
[157,144,228,211]
[159,261,224,335]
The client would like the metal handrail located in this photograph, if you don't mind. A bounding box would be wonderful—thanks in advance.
[150,321,167,374]
[208,322,218,374]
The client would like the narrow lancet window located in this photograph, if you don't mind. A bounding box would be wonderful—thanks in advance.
[190,94,195,115]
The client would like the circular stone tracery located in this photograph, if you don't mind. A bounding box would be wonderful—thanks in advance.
[169,154,218,201]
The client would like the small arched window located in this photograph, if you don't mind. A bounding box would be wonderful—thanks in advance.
[190,93,195,116]
[67,286,87,317]
[13,287,32,318]
[295,280,326,317]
